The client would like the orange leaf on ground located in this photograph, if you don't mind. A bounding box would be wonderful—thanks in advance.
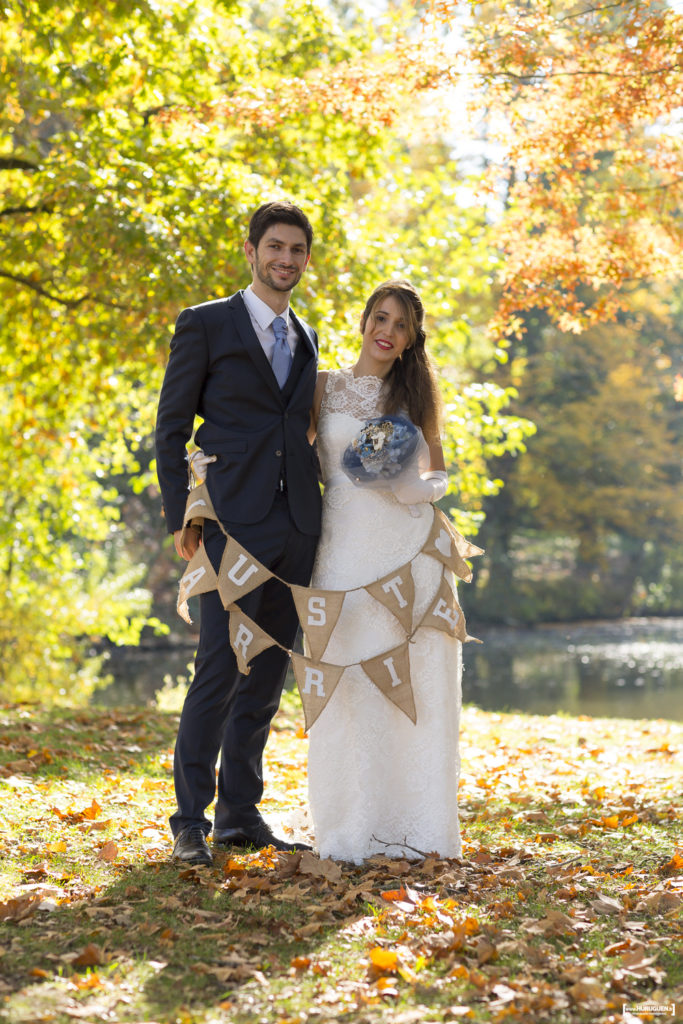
[290,956,311,971]
[97,840,118,862]
[369,948,399,971]
[71,944,106,970]
[381,887,408,902]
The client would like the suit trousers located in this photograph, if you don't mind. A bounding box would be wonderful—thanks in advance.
[170,493,318,836]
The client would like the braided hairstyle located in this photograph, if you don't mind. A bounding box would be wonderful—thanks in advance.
[360,279,442,442]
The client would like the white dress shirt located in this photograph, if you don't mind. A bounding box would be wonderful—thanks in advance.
[243,285,297,364]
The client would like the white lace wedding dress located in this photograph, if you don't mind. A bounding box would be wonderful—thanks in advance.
[307,368,462,863]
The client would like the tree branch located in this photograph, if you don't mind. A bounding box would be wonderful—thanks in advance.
[0,157,39,171]
[0,270,89,308]
[0,203,54,217]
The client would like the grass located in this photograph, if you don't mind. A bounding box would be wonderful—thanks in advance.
[0,695,681,1024]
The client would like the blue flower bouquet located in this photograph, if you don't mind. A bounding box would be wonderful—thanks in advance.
[341,415,428,488]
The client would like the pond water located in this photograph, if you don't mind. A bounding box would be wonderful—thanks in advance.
[96,617,683,723]
[461,617,683,722]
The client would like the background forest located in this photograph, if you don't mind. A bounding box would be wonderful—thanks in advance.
[2,0,681,703]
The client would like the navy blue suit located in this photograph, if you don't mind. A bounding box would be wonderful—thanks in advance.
[155,290,321,835]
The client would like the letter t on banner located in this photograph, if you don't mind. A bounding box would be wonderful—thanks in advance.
[291,654,344,731]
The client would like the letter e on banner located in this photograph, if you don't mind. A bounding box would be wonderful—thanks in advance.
[421,571,467,641]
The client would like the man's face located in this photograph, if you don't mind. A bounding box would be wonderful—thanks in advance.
[245,224,310,295]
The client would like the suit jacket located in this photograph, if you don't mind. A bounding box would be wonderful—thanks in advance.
[155,290,322,536]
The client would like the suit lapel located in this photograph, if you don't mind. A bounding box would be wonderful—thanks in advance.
[228,292,282,401]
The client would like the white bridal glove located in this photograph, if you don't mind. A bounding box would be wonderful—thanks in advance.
[188,448,216,485]
[393,470,448,505]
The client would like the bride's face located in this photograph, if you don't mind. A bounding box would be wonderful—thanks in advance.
[360,295,412,370]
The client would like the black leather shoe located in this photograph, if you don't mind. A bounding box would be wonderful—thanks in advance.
[213,822,311,853]
[171,825,213,866]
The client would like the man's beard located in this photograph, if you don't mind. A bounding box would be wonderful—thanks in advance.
[253,255,301,293]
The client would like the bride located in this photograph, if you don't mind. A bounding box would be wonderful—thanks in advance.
[306,279,461,863]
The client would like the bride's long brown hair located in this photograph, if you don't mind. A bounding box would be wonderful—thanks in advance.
[360,279,442,442]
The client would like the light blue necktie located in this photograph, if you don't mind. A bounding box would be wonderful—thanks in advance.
[271,315,292,388]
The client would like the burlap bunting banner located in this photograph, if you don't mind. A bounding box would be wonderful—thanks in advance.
[177,543,219,624]
[227,605,277,674]
[435,507,485,560]
[177,481,483,726]
[421,569,468,641]
[217,536,272,609]
[291,586,346,662]
[361,641,417,724]
[365,562,416,633]
[423,513,474,582]
[291,654,345,731]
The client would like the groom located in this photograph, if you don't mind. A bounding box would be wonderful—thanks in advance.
[155,200,322,865]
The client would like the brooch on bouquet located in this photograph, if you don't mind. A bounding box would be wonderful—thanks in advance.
[341,415,428,488]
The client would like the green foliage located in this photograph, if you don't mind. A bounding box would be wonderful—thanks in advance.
[0,0,534,698]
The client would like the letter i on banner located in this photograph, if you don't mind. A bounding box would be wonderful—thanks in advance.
[177,544,219,623]
[361,641,417,724]
[291,654,345,731]
[365,562,415,633]
[217,536,272,608]
[290,586,345,661]
[228,605,277,675]
[421,570,468,641]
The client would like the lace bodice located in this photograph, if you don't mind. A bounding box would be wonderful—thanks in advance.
[320,367,386,421]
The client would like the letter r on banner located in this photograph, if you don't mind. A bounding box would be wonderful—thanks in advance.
[303,667,326,697]
[234,623,254,660]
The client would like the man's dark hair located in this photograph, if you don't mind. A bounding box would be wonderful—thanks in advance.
[248,200,313,253]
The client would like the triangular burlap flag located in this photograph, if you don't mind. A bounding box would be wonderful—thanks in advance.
[228,604,277,675]
[365,562,416,633]
[421,570,468,641]
[291,653,345,731]
[423,509,473,582]
[291,585,346,662]
[216,535,272,609]
[434,507,484,560]
[177,543,219,623]
[182,481,220,527]
[361,641,416,724]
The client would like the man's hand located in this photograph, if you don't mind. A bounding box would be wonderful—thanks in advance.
[174,527,201,560]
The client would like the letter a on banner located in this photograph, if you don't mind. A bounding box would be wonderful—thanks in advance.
[291,654,345,731]
[217,536,271,608]
[227,605,276,674]
[291,586,346,662]
[361,642,416,724]
[421,570,468,641]
[177,543,219,623]
[365,562,416,633]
